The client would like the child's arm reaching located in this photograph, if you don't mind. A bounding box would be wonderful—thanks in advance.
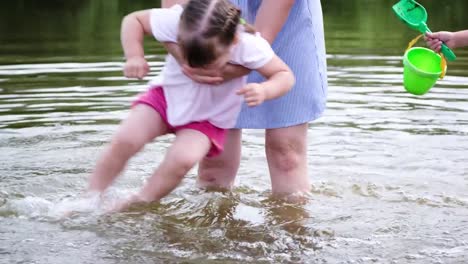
[425,30,468,52]
[121,10,152,79]
[236,55,295,107]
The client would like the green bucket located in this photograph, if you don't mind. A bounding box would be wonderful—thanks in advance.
[403,47,442,95]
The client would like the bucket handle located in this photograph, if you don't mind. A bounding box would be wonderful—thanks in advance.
[406,34,447,79]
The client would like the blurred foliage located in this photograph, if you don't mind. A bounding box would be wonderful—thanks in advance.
[0,0,161,60]
[323,0,468,54]
[0,0,467,61]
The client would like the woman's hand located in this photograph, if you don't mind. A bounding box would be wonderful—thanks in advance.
[123,56,150,79]
[164,42,251,84]
[182,63,251,85]
[237,83,267,107]
[425,31,456,52]
[182,64,224,85]
[164,42,224,84]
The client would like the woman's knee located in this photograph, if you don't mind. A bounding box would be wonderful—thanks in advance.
[199,156,235,174]
[197,155,239,188]
[265,134,306,172]
[198,130,241,185]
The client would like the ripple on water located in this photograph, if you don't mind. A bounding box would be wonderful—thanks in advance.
[1,46,468,263]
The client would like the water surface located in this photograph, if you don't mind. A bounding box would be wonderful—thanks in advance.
[1,0,468,263]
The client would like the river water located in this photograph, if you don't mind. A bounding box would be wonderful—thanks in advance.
[1,0,468,263]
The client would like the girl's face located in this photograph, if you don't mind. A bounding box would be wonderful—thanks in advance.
[201,48,231,70]
[179,32,238,69]
[199,34,237,70]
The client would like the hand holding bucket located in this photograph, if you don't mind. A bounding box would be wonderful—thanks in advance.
[392,0,456,61]
[392,0,451,95]
[402,35,446,95]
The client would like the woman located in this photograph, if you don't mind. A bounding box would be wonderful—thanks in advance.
[163,0,328,199]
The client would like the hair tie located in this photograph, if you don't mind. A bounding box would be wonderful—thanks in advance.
[239,18,246,25]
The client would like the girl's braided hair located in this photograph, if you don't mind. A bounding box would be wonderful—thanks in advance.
[178,0,255,67]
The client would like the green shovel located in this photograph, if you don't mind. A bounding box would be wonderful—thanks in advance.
[392,0,456,61]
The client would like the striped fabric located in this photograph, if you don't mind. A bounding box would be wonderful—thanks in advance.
[231,0,328,129]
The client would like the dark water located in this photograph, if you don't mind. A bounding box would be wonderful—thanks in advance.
[1,0,468,263]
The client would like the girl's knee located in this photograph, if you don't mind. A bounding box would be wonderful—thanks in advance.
[110,134,143,154]
[167,152,200,175]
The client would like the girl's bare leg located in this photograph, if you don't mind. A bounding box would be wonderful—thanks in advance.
[88,104,168,193]
[197,129,242,190]
[135,129,211,203]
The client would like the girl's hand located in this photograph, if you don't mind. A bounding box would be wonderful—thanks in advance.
[236,83,267,107]
[123,56,150,79]
[425,31,456,52]
[182,64,224,85]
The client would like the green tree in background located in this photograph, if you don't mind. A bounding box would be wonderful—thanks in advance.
[0,0,467,62]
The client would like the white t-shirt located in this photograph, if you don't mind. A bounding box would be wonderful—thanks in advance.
[148,5,274,129]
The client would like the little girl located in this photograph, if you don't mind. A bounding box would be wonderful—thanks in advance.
[86,0,295,210]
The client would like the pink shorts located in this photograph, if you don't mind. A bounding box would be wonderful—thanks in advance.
[132,86,225,157]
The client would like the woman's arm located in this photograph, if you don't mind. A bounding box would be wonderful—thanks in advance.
[254,0,295,44]
[220,0,295,81]
[221,0,295,81]
[453,30,468,48]
[426,30,468,52]
[162,0,188,8]
[237,55,295,107]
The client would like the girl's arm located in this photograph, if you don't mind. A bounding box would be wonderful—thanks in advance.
[160,0,187,63]
[121,10,152,79]
[237,55,294,107]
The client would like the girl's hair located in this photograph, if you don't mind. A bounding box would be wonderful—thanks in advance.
[178,0,254,67]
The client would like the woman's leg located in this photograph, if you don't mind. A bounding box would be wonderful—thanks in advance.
[88,104,168,192]
[265,123,310,196]
[197,129,242,189]
[136,129,211,202]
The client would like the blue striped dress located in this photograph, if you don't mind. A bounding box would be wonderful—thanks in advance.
[231,0,328,129]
